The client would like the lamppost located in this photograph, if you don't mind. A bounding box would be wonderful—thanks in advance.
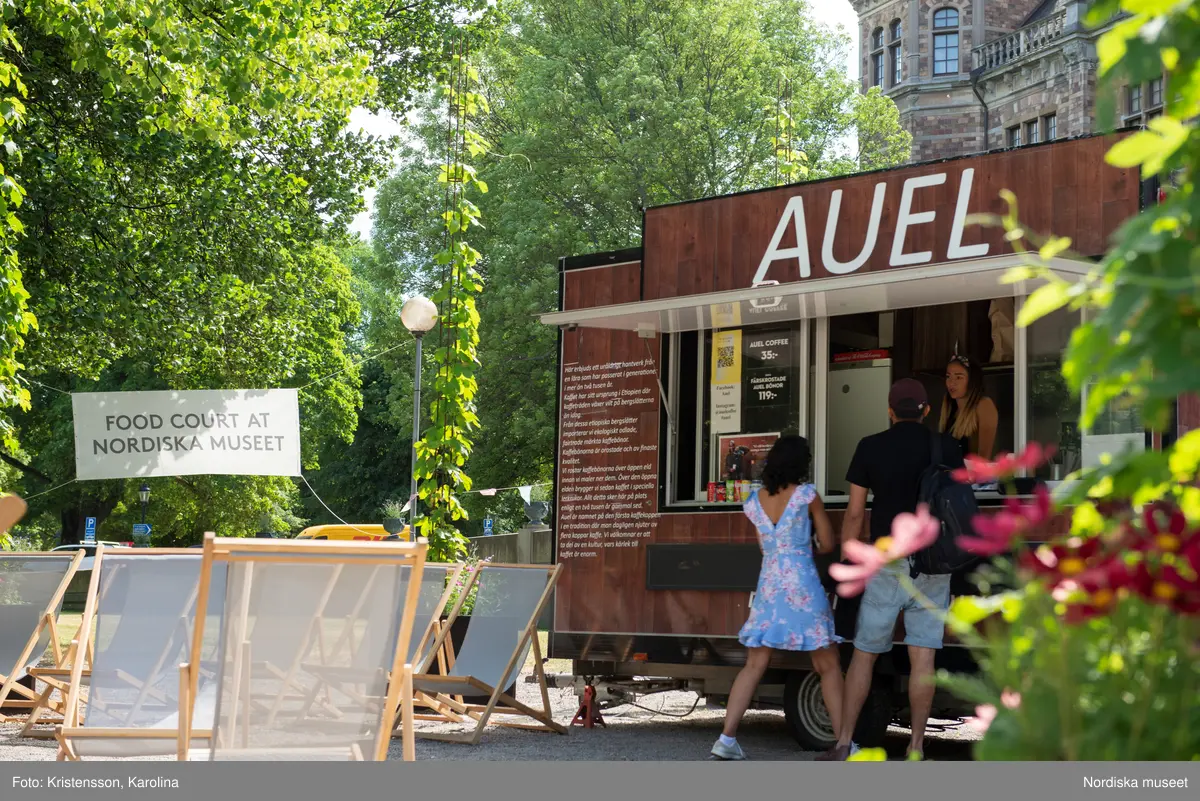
[138,482,150,525]
[400,296,438,536]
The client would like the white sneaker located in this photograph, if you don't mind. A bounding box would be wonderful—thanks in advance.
[851,742,861,756]
[710,738,747,760]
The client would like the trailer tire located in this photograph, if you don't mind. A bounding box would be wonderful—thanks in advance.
[783,671,836,751]
[783,671,893,752]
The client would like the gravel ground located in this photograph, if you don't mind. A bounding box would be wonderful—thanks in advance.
[1,669,982,762]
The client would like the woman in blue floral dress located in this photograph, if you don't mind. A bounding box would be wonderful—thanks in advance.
[711,435,845,761]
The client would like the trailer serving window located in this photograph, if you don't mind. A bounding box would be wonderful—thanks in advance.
[661,295,1146,508]
[664,317,811,505]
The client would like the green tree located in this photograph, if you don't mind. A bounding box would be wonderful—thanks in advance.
[0,1,496,545]
[365,0,911,534]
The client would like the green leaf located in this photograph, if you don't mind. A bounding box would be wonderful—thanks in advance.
[848,748,888,762]
[1017,279,1073,326]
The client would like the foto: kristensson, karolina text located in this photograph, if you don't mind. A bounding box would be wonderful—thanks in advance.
[1084,776,1189,789]
[12,776,180,789]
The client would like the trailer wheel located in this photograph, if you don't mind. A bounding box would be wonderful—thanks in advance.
[783,671,894,752]
[783,671,836,751]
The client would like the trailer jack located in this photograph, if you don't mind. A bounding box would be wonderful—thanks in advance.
[571,685,606,729]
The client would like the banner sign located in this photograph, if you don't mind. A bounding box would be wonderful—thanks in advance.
[72,389,302,481]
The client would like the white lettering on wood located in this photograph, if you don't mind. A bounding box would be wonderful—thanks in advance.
[753,195,811,286]
[823,182,886,275]
[754,168,986,285]
[947,168,990,259]
[890,173,947,267]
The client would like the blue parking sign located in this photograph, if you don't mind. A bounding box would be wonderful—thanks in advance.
[84,517,96,544]
[483,517,494,536]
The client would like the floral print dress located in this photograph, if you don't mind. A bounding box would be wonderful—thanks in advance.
[738,484,842,652]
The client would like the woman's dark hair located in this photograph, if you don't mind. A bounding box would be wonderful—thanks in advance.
[760,435,812,495]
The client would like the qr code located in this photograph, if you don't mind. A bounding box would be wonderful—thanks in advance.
[717,346,735,369]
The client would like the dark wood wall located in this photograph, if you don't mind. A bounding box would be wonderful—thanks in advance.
[554,136,1141,638]
[642,135,1137,297]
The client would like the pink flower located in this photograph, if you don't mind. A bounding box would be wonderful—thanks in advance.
[829,540,889,597]
[957,485,1053,556]
[972,690,1020,735]
[973,704,998,732]
[829,505,940,597]
[951,443,1056,484]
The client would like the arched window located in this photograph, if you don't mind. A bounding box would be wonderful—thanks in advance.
[870,27,885,87]
[932,8,960,76]
[888,20,903,86]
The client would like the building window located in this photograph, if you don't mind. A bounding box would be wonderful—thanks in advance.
[1025,120,1040,145]
[933,8,960,76]
[889,19,902,86]
[870,27,885,87]
[1007,126,1021,148]
[1125,76,1166,127]
[1043,113,1057,141]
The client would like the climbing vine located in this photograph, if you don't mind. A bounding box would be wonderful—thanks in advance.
[412,47,489,562]
[770,74,808,186]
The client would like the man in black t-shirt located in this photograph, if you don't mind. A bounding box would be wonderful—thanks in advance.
[821,378,964,762]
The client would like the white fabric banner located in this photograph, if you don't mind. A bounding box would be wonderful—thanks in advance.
[72,389,302,480]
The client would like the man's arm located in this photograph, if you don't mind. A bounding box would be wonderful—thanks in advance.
[841,484,869,553]
[841,440,870,552]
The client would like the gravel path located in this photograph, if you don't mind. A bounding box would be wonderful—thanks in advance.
[1,670,981,762]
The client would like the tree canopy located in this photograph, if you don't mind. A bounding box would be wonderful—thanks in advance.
[356,0,912,535]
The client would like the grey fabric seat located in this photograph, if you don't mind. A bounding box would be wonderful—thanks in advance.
[56,551,226,760]
[0,553,84,718]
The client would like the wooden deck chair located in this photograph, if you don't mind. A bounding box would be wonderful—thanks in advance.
[178,533,427,761]
[294,562,465,725]
[55,547,228,761]
[0,550,85,723]
[408,563,566,745]
[234,560,346,723]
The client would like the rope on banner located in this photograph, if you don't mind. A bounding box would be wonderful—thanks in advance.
[295,340,413,392]
[298,474,395,539]
[21,479,77,501]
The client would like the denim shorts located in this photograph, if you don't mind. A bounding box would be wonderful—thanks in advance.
[853,558,952,653]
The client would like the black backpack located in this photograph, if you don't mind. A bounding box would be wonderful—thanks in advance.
[912,431,982,576]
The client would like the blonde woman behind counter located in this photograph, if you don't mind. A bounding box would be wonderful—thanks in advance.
[939,354,999,460]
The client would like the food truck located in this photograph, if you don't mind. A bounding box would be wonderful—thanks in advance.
[538,133,1181,749]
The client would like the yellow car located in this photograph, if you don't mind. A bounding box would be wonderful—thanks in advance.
[295,524,411,542]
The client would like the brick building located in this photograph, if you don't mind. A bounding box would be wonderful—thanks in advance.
[850,0,1161,161]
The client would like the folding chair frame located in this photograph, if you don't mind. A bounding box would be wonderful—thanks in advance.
[408,562,566,745]
[179,532,427,762]
[298,562,466,726]
[54,546,213,761]
[0,550,85,723]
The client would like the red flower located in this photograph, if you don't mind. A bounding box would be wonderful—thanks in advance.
[1132,502,1198,555]
[958,485,1053,556]
[1020,536,1102,583]
[1057,559,1134,624]
[1136,542,1200,615]
[951,442,1057,484]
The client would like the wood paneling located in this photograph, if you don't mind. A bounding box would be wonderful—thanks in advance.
[642,136,1138,300]
[563,262,641,311]
[554,137,1139,640]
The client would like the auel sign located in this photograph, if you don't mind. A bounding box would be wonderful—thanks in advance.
[752,168,989,286]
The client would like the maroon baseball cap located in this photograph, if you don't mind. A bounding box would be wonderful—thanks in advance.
[888,378,929,417]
